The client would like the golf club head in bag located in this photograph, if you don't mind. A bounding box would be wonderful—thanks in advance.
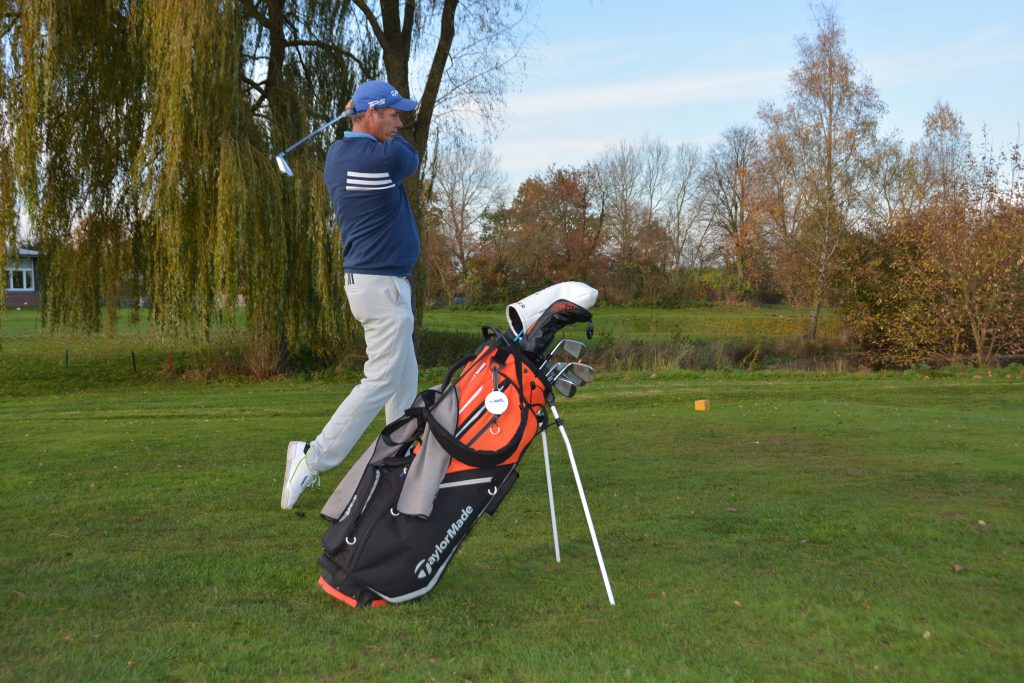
[553,376,577,398]
[506,282,598,337]
[540,338,586,371]
[548,361,593,386]
[545,361,567,382]
[518,299,593,363]
[564,362,595,386]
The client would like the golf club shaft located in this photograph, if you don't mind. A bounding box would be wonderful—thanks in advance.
[280,110,352,157]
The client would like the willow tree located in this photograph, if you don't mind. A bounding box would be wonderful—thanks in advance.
[3,1,148,329]
[5,0,526,368]
[138,1,373,373]
[1,3,17,312]
[4,1,365,371]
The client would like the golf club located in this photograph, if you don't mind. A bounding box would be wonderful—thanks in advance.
[553,376,577,398]
[545,361,569,383]
[540,339,569,369]
[274,109,353,176]
[564,362,595,386]
[540,338,586,371]
[548,361,587,385]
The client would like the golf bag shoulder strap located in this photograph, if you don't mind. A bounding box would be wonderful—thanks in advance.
[422,396,530,469]
[380,408,425,447]
[441,351,478,389]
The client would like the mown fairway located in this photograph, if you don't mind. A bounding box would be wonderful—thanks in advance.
[1,310,1023,681]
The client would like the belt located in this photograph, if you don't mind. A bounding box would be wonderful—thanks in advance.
[345,273,411,284]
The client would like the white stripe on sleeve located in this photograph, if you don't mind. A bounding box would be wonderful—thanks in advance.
[347,171,391,179]
[346,184,396,191]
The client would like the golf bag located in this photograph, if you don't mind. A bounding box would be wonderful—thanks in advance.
[317,301,592,607]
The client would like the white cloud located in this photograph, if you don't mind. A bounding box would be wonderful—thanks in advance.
[507,66,789,120]
[493,137,607,179]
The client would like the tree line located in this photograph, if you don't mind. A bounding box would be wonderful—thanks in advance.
[3,3,1022,368]
[421,7,1023,366]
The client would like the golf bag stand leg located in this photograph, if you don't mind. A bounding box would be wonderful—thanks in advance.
[548,403,616,606]
[541,427,561,562]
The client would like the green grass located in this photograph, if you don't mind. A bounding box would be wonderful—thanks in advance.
[4,302,838,342]
[2,362,1023,680]
[2,306,1021,679]
[423,302,843,342]
[0,303,845,394]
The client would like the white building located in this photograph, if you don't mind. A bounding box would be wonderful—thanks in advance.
[4,248,40,308]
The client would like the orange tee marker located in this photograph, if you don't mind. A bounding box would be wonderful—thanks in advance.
[694,400,709,411]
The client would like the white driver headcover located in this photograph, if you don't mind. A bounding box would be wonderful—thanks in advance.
[506,282,599,334]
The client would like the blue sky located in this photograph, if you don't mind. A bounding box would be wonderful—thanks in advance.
[490,0,1024,186]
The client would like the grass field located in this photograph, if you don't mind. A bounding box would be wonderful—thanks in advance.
[0,303,845,389]
[423,302,843,342]
[2,308,1023,681]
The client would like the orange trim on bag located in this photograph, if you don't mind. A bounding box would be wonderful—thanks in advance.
[318,577,388,608]
[319,576,358,607]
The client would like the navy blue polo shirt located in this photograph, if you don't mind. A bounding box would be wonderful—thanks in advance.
[323,132,420,277]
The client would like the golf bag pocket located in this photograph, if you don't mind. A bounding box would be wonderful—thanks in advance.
[322,455,411,555]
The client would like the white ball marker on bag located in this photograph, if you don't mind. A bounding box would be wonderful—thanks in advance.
[484,390,509,415]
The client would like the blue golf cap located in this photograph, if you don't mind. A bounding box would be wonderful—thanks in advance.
[352,80,418,113]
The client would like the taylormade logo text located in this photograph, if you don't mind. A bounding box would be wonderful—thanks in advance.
[414,505,474,579]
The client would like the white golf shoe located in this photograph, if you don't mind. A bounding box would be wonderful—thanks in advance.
[281,441,319,510]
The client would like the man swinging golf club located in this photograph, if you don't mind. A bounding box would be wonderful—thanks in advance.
[281,80,421,509]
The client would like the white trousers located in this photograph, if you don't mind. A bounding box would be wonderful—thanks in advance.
[308,274,418,473]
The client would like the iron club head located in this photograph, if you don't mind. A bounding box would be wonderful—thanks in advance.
[545,361,568,382]
[553,376,578,398]
[540,338,586,371]
[564,362,595,386]
[560,339,586,361]
[275,154,294,177]
[274,109,353,177]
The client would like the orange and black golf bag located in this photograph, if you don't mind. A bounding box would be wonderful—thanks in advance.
[316,295,610,607]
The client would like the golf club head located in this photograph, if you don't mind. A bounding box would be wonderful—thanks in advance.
[275,154,294,177]
[545,361,568,382]
[540,337,587,371]
[553,376,577,398]
[560,339,586,361]
[565,362,595,386]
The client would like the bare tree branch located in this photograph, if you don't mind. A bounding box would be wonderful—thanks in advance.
[284,38,373,74]
[352,0,387,50]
